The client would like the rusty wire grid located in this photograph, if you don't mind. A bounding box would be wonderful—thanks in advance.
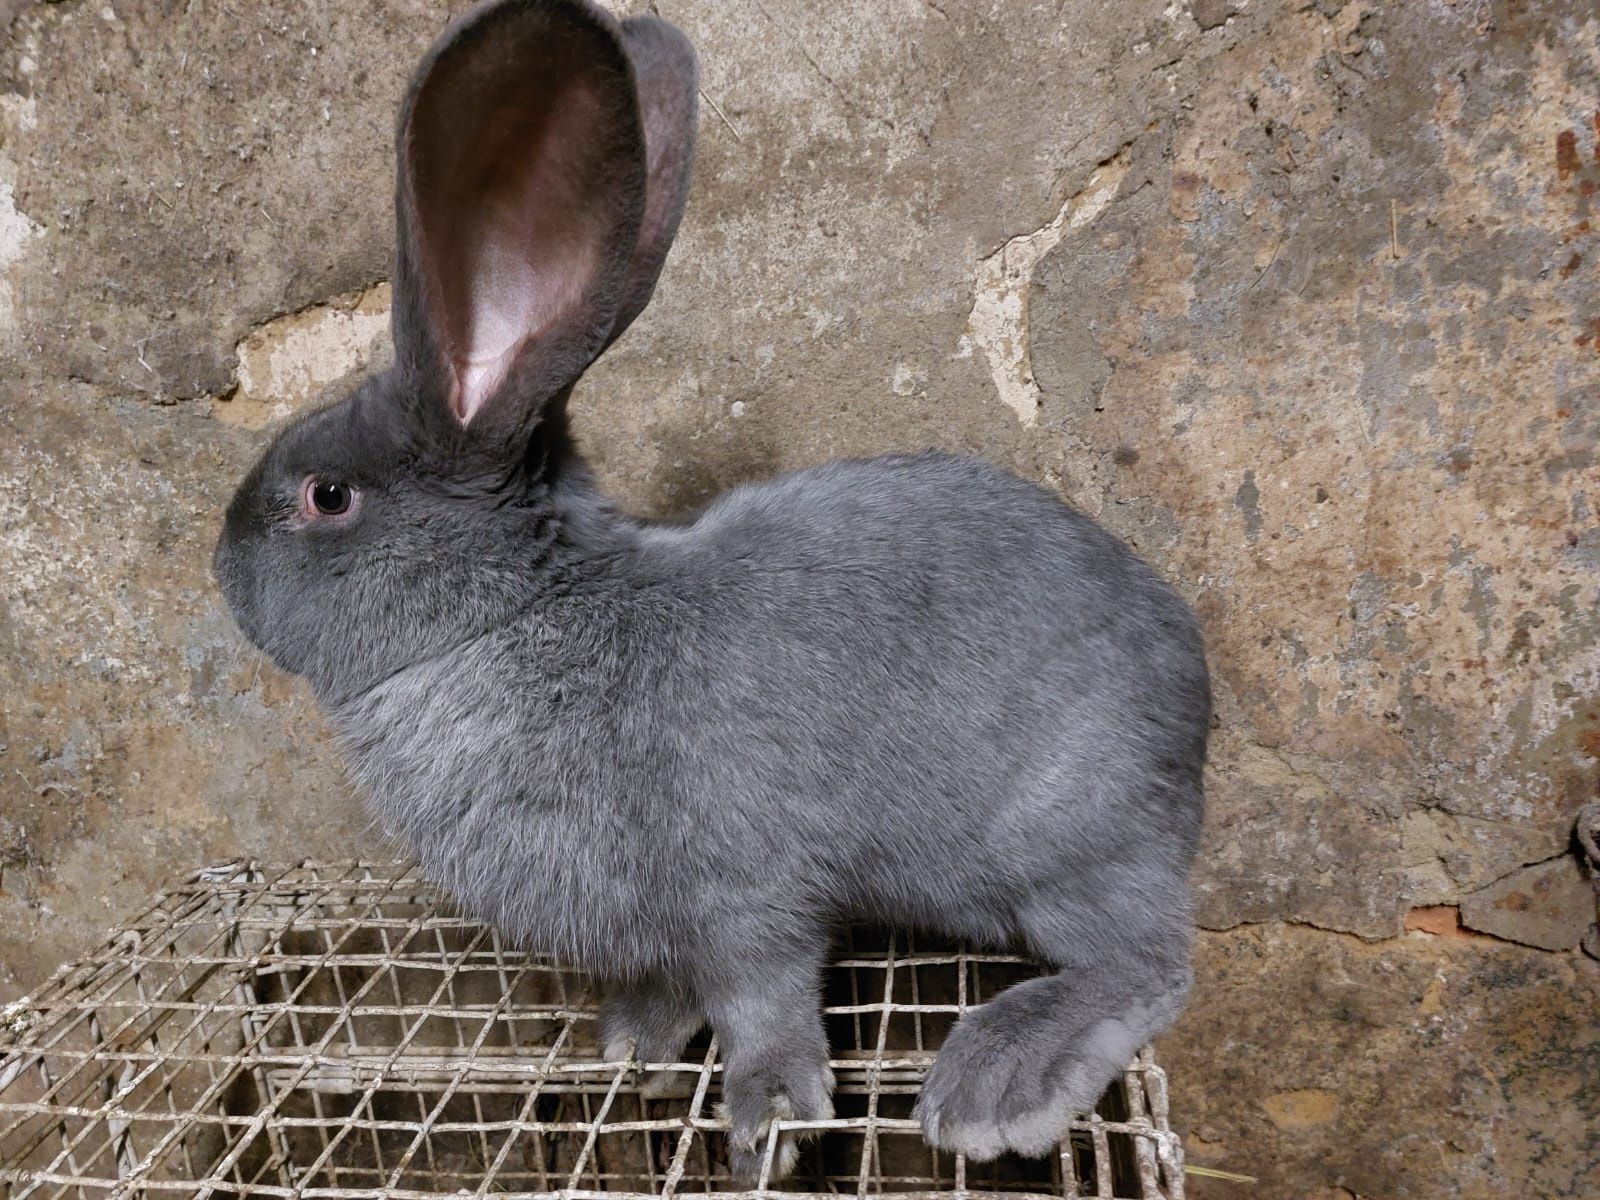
[0,860,1186,1200]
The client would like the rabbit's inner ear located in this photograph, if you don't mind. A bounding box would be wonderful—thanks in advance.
[441,88,611,422]
[397,2,646,432]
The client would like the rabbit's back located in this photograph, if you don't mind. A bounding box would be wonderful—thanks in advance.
[660,451,1205,746]
[644,451,1208,939]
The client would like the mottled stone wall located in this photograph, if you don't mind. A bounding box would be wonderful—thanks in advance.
[1,1,1595,1196]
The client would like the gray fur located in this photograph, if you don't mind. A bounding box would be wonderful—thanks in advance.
[212,0,1209,1180]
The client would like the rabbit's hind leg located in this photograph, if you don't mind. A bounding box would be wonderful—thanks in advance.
[913,918,1191,1161]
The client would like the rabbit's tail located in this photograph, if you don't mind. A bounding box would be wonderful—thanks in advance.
[914,938,1190,1160]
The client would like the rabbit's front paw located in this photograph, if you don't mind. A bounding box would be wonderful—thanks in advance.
[599,980,703,1065]
[721,1050,835,1184]
[600,980,705,1099]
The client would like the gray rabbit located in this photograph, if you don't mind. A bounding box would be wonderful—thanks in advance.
[213,0,1209,1181]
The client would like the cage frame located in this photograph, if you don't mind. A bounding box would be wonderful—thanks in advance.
[1,859,1186,1200]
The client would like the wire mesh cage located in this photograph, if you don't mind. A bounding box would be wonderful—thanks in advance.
[0,860,1186,1199]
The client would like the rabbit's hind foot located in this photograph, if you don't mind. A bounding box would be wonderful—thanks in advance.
[913,966,1188,1160]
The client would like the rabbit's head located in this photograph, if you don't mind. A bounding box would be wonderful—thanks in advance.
[214,0,697,697]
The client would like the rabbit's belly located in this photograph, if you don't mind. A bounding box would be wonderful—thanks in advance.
[331,676,675,974]
[380,784,667,972]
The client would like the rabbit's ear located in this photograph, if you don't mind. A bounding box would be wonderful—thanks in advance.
[391,0,649,434]
[603,15,698,350]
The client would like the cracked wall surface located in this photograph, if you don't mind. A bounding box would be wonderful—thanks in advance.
[1,1,1596,1197]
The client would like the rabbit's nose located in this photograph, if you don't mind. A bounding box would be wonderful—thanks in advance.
[211,528,239,594]
[211,531,258,635]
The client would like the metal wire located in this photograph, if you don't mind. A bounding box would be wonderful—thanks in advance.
[0,861,1185,1199]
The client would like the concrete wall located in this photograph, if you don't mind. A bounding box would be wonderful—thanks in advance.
[1,1,1596,1195]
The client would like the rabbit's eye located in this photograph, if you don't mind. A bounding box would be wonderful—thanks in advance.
[312,482,352,515]
[300,477,358,521]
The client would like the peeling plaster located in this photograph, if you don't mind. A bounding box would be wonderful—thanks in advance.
[966,151,1130,426]
[0,182,38,336]
[0,97,42,339]
[218,283,392,429]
